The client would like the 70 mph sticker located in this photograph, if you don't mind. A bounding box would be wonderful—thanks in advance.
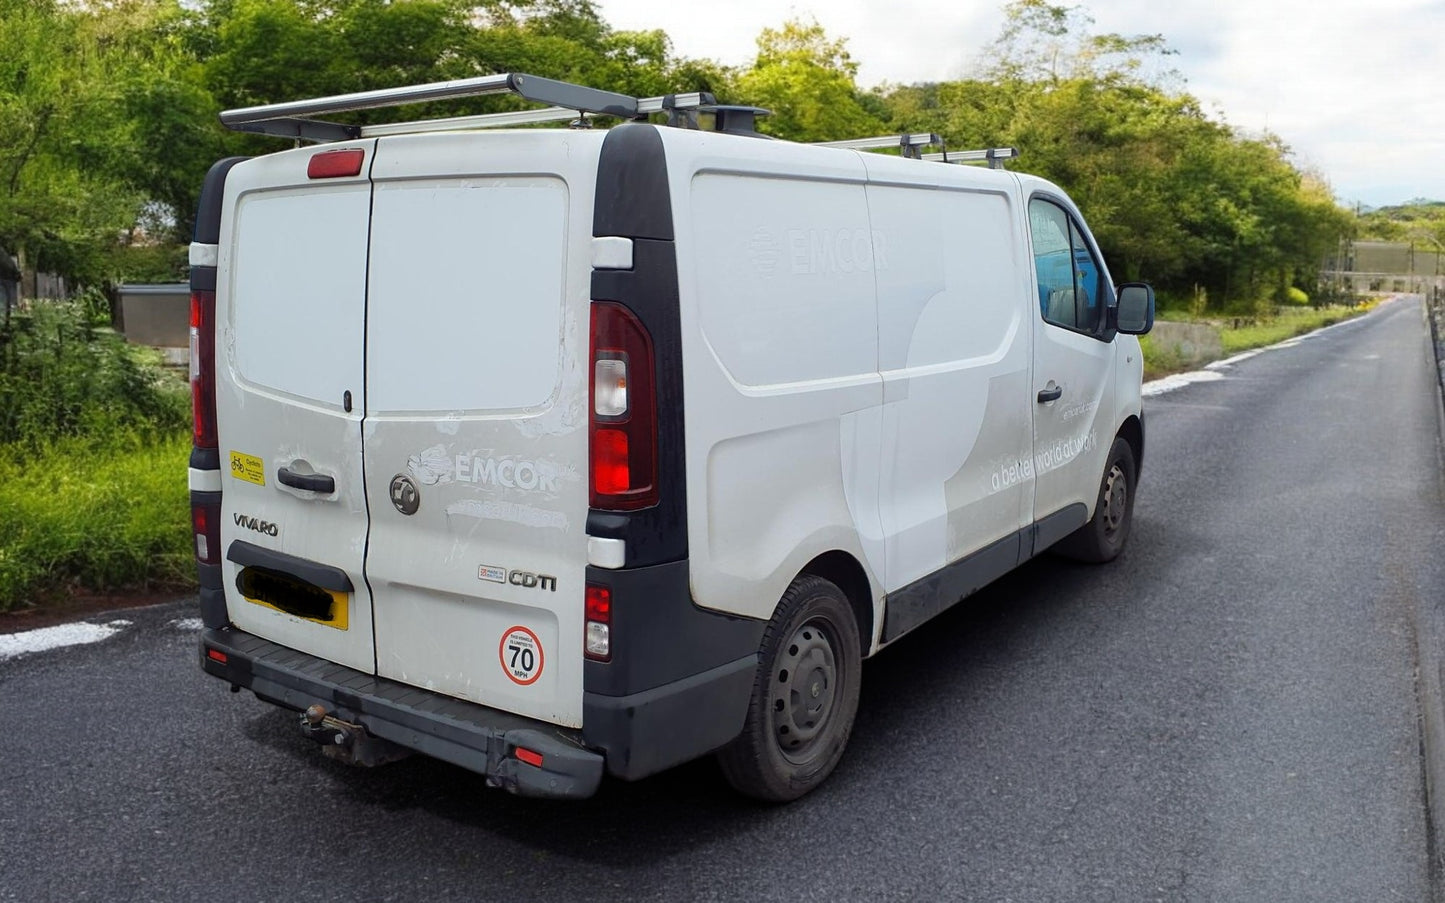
[499,626,544,686]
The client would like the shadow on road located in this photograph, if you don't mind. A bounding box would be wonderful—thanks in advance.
[227,549,1113,868]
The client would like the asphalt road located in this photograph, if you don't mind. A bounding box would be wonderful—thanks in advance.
[2,298,1441,902]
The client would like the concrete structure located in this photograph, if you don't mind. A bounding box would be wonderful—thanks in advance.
[116,283,189,365]
[1324,239,1445,296]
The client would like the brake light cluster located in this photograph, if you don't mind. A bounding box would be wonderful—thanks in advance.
[588,302,657,509]
[585,584,612,661]
[192,495,221,566]
[190,290,220,567]
[190,291,217,449]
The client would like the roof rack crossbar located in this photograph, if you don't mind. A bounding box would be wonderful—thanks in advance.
[361,106,582,138]
[222,72,642,141]
[222,76,725,143]
[814,133,943,159]
[920,147,1020,169]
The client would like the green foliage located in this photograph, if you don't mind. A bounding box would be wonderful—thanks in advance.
[0,300,189,451]
[1357,200,1445,254]
[0,432,193,610]
[875,5,1354,312]
[734,19,886,142]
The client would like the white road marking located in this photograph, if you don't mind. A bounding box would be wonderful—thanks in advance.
[1142,370,1226,397]
[0,620,132,662]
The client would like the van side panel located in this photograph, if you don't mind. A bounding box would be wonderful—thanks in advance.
[862,165,1034,596]
[670,136,884,625]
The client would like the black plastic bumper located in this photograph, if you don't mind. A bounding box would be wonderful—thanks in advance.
[200,627,604,800]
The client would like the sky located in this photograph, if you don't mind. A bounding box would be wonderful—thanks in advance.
[594,0,1445,209]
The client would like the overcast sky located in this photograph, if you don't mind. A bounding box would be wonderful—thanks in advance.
[595,0,1445,208]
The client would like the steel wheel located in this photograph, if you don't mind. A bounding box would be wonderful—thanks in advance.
[1054,436,1136,563]
[1100,462,1128,540]
[717,575,861,802]
[772,619,841,763]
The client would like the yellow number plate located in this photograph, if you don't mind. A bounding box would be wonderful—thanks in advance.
[237,567,349,631]
[229,451,266,486]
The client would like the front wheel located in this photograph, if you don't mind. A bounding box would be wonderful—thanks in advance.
[1055,436,1137,563]
[717,575,861,802]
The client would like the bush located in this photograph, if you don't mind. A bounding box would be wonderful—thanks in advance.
[0,300,189,450]
[0,432,193,610]
[0,299,194,609]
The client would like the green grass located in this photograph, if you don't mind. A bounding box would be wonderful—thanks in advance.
[0,431,194,611]
[1137,333,1187,381]
[1140,304,1371,379]
[1216,306,1365,355]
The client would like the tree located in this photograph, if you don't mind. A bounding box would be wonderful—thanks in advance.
[735,19,886,142]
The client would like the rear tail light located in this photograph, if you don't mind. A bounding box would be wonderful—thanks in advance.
[589,302,657,509]
[584,584,612,661]
[190,291,217,449]
[192,495,221,566]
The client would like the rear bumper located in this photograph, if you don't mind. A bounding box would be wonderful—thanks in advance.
[200,627,604,800]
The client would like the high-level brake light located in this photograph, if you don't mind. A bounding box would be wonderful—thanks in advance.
[307,148,365,179]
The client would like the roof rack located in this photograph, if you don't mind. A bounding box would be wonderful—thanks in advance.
[218,73,1022,169]
[220,72,720,142]
[813,133,943,160]
[919,147,1020,170]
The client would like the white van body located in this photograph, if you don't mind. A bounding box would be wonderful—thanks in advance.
[192,90,1149,801]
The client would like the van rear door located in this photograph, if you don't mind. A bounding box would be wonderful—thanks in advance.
[214,142,377,674]
[361,131,601,729]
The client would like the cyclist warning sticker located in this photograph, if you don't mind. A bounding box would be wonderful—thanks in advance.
[229,451,266,486]
[499,625,544,686]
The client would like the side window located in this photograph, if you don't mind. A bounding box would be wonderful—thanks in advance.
[1028,199,1076,329]
[1069,219,1103,333]
[1029,198,1109,335]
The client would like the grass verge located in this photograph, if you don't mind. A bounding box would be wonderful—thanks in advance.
[1217,305,1367,355]
[0,431,194,612]
[1142,304,1372,379]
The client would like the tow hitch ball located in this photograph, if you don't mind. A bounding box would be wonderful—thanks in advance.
[299,704,410,767]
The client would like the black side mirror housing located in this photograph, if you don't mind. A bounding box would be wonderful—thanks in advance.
[1113,283,1155,335]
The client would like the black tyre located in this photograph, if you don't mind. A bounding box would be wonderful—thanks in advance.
[1055,436,1136,563]
[717,575,862,802]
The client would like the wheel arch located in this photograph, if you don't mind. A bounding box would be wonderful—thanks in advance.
[1117,414,1144,480]
[799,550,875,657]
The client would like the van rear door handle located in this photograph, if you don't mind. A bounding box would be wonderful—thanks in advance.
[1037,385,1063,403]
[277,466,335,494]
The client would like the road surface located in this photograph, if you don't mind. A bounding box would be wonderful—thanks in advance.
[1,298,1439,901]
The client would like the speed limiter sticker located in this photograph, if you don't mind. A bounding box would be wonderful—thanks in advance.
[499,625,544,686]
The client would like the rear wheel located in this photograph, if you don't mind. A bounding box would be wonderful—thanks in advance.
[717,575,861,802]
[1055,436,1136,563]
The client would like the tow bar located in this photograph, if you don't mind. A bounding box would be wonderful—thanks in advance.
[299,703,412,767]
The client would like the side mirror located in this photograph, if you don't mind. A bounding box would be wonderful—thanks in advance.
[1114,283,1155,335]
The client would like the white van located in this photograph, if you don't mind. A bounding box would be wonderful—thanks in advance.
[190,74,1154,801]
